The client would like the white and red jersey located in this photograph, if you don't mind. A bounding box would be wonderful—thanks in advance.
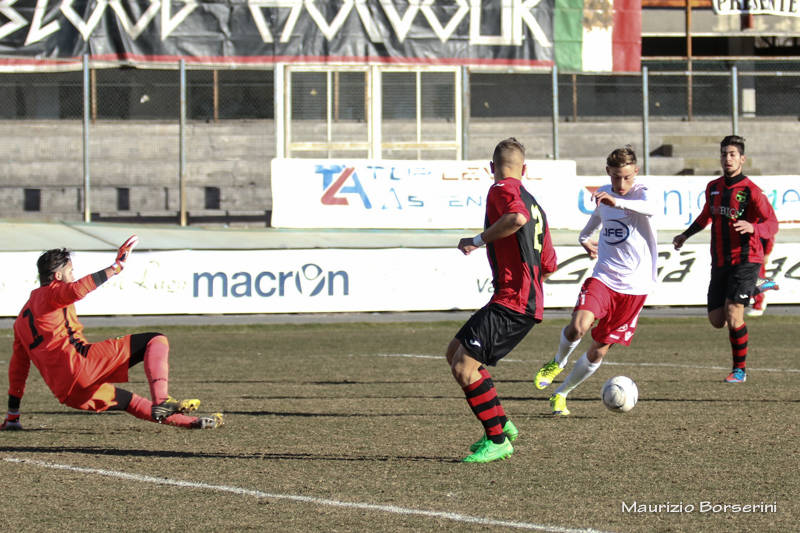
[579,183,658,295]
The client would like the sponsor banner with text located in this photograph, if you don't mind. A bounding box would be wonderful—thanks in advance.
[271,158,576,229]
[1,244,798,317]
[271,159,800,230]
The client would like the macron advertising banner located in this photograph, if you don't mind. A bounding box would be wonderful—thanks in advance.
[271,158,800,230]
[1,244,798,317]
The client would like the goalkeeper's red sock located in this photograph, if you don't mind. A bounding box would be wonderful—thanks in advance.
[143,335,170,404]
[125,393,153,421]
[125,393,196,428]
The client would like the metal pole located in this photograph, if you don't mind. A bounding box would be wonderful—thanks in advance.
[416,70,422,160]
[731,65,739,135]
[552,65,559,160]
[571,73,578,122]
[213,69,219,123]
[459,65,468,160]
[326,70,333,159]
[274,63,285,159]
[642,66,650,176]
[179,59,187,227]
[90,67,97,123]
[686,0,693,121]
[370,65,382,159]
[82,54,91,223]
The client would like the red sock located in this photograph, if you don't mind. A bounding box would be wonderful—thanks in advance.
[479,366,508,427]
[125,393,197,428]
[163,413,198,428]
[729,323,748,369]
[125,393,153,421]
[143,335,170,404]
[463,374,504,444]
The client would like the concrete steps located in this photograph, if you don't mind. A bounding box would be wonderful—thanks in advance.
[2,118,798,221]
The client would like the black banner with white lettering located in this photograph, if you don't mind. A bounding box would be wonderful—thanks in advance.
[0,1,555,69]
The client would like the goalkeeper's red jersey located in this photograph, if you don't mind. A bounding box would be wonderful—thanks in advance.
[690,175,778,268]
[9,274,99,403]
[485,177,557,320]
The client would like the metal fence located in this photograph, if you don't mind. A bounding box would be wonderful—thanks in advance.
[2,57,799,224]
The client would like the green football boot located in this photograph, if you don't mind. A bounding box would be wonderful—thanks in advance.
[463,437,514,463]
[469,420,519,452]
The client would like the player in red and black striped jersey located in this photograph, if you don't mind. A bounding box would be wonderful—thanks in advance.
[1,237,223,431]
[446,138,557,463]
[673,135,779,383]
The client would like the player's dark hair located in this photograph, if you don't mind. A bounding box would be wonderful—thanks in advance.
[607,145,637,168]
[492,137,525,168]
[37,248,71,286]
[721,135,745,155]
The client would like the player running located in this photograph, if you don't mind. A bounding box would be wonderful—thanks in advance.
[1,236,223,431]
[448,137,557,462]
[673,135,779,383]
[533,146,658,415]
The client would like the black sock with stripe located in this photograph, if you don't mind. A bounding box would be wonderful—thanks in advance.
[729,323,748,370]
[478,366,508,428]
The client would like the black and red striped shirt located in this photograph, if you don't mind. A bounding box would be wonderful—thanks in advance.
[485,178,557,320]
[684,174,778,267]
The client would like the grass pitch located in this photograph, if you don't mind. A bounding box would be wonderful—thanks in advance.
[1,316,797,532]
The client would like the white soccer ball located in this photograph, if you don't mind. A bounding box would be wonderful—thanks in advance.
[601,376,638,413]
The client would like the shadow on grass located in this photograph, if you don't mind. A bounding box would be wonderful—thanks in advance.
[200,380,448,385]
[0,446,459,463]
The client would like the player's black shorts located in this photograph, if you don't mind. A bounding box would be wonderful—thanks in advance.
[455,303,536,366]
[707,262,760,311]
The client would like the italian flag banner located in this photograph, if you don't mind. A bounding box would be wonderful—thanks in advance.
[553,0,642,72]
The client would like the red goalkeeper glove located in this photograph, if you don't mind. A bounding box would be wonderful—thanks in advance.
[111,235,139,274]
[0,411,22,430]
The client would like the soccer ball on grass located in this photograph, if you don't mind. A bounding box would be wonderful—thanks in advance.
[601,376,638,413]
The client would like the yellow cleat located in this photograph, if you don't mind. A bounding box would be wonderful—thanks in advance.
[549,393,570,416]
[178,398,201,413]
[151,396,201,423]
[535,359,564,390]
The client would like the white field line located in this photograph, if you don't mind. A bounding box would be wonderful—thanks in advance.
[3,457,608,533]
[373,353,800,373]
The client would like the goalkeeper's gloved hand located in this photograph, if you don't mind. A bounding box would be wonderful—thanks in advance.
[0,411,22,430]
[111,235,139,274]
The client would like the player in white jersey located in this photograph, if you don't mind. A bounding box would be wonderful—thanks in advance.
[533,146,659,415]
